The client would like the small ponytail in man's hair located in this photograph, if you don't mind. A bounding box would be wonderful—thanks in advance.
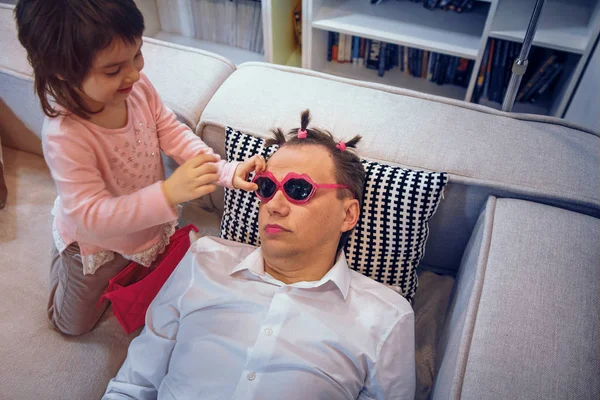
[265,127,286,147]
[344,135,362,149]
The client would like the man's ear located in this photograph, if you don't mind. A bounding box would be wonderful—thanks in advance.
[341,198,360,233]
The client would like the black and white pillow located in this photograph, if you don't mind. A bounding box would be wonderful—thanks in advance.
[220,127,448,303]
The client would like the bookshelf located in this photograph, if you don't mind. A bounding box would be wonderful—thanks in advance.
[135,0,302,67]
[302,0,600,117]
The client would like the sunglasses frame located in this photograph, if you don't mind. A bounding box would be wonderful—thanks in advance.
[252,171,350,204]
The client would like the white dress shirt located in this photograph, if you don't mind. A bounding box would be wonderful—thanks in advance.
[103,237,415,400]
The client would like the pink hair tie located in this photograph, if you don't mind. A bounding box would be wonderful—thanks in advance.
[297,129,307,139]
[336,141,347,151]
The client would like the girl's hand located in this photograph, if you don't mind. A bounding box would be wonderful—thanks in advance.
[232,155,267,191]
[161,154,220,206]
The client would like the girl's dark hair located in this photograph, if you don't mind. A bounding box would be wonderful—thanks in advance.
[266,109,365,254]
[14,0,145,119]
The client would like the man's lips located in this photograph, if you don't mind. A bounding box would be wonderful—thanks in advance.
[264,224,289,234]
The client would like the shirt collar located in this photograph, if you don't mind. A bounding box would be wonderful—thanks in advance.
[230,248,352,300]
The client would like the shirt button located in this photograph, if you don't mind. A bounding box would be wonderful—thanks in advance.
[264,328,273,336]
[247,372,256,381]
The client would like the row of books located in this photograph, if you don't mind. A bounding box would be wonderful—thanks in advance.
[371,0,476,13]
[327,32,474,86]
[474,39,565,104]
[157,0,264,54]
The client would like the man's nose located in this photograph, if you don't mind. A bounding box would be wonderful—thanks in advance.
[266,189,290,216]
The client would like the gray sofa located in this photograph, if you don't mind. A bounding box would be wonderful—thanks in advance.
[1,4,598,399]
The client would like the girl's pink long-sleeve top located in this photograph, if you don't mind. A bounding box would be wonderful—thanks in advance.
[43,72,238,274]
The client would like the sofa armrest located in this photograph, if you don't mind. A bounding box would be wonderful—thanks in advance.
[433,197,600,400]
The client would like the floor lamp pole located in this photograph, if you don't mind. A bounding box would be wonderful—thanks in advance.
[502,0,546,112]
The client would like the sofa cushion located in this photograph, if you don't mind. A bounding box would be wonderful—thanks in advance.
[199,62,600,273]
[413,269,455,400]
[433,196,600,400]
[220,127,448,302]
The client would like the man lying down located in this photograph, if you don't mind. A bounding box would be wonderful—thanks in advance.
[103,111,415,400]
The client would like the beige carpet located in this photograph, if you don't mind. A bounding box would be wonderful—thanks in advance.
[0,147,135,400]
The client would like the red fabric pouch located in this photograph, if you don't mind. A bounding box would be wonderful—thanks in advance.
[98,224,198,334]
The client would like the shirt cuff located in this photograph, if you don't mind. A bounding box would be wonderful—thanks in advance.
[217,160,241,190]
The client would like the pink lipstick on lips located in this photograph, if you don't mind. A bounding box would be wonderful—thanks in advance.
[265,224,288,234]
[117,86,133,94]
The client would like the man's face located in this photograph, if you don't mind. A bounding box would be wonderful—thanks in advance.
[258,144,357,262]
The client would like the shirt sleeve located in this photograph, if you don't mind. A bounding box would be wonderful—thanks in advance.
[44,132,178,242]
[102,249,195,399]
[143,73,239,189]
[362,313,416,400]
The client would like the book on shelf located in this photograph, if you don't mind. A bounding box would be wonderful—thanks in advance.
[352,36,360,65]
[474,39,566,106]
[332,33,339,62]
[436,55,448,85]
[473,42,489,103]
[489,40,505,103]
[454,58,472,87]
[482,39,495,101]
[359,38,366,66]
[426,52,434,80]
[378,43,387,77]
[502,42,519,99]
[516,54,557,102]
[520,61,563,103]
[345,34,352,64]
[366,40,380,70]
[535,64,564,98]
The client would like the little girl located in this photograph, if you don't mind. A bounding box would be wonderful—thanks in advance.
[15,0,264,336]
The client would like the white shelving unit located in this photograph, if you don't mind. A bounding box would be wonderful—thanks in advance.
[489,0,594,54]
[302,0,600,117]
[312,0,489,60]
[135,0,302,67]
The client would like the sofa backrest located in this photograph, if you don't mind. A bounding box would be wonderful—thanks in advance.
[199,63,600,274]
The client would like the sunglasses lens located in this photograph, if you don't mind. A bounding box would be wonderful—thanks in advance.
[283,178,313,201]
[255,177,277,199]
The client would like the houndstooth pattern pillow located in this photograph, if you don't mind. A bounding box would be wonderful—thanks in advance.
[220,127,448,303]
